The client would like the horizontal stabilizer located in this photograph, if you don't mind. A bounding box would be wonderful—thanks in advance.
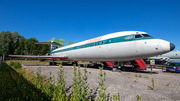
[9,55,68,60]
[35,42,62,46]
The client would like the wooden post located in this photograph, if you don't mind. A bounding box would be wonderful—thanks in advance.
[151,65,152,72]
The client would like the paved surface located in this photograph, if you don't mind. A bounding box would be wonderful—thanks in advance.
[22,65,180,101]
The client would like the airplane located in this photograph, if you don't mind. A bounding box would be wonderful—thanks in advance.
[147,50,180,62]
[9,31,175,69]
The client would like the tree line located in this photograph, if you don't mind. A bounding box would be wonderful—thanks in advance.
[0,31,49,56]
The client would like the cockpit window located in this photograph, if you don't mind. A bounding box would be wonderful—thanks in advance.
[135,34,143,38]
[142,34,153,38]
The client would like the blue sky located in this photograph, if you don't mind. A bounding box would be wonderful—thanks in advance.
[0,0,180,51]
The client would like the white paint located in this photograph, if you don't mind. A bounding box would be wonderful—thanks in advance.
[52,31,172,62]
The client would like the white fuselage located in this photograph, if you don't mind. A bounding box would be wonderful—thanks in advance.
[51,31,174,62]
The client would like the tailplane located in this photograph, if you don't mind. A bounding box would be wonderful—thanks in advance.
[35,41,62,53]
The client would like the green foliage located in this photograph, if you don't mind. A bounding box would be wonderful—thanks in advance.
[8,61,14,66]
[71,64,90,101]
[13,62,22,69]
[152,78,154,90]
[113,93,120,101]
[38,59,46,61]
[0,63,49,101]
[136,94,141,101]
[0,31,23,55]
[1,63,127,101]
[96,67,107,101]
[0,31,50,56]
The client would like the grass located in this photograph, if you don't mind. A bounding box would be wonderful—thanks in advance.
[0,63,49,101]
[1,61,146,101]
[6,60,49,64]
[166,82,171,86]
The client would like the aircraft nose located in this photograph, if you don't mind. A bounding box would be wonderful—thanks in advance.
[170,43,175,51]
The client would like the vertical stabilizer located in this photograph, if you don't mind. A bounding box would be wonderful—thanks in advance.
[50,41,57,53]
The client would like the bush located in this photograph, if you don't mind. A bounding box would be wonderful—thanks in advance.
[8,61,14,66]
[38,59,46,61]
[13,62,22,69]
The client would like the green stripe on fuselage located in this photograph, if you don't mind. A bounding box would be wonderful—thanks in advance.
[51,34,155,54]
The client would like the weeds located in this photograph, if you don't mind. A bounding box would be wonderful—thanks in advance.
[136,94,141,101]
[13,62,22,69]
[8,61,14,66]
[71,64,90,100]
[113,93,120,101]
[96,67,107,101]
[1,62,130,101]
[152,78,154,90]
[166,82,171,86]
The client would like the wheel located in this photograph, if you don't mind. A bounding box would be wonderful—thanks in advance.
[49,62,52,65]
[112,68,117,72]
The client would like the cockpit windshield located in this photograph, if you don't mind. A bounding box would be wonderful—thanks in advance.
[142,34,153,38]
[135,34,143,38]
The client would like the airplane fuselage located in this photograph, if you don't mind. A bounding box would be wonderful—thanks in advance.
[51,31,175,62]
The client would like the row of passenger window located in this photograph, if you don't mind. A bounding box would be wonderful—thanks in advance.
[58,41,104,52]
[77,41,104,49]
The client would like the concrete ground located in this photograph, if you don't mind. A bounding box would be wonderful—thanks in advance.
[22,64,180,101]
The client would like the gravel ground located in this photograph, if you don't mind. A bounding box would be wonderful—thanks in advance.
[22,64,180,101]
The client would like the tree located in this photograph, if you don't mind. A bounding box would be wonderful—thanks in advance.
[14,36,26,55]
[0,31,50,56]
[0,31,12,55]
[11,31,21,54]
[24,37,38,55]
[0,31,22,56]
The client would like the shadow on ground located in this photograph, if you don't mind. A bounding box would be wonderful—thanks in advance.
[0,63,51,101]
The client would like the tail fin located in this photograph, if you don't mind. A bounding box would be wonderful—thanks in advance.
[50,41,57,52]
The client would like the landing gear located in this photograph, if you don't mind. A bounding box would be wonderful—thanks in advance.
[49,59,57,65]
[72,61,78,66]
[93,63,102,68]
[49,62,57,65]
[112,65,121,72]
[112,61,122,72]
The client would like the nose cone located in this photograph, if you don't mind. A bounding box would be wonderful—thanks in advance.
[170,43,175,51]
[159,39,175,53]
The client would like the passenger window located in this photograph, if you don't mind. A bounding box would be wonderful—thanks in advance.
[135,34,143,38]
